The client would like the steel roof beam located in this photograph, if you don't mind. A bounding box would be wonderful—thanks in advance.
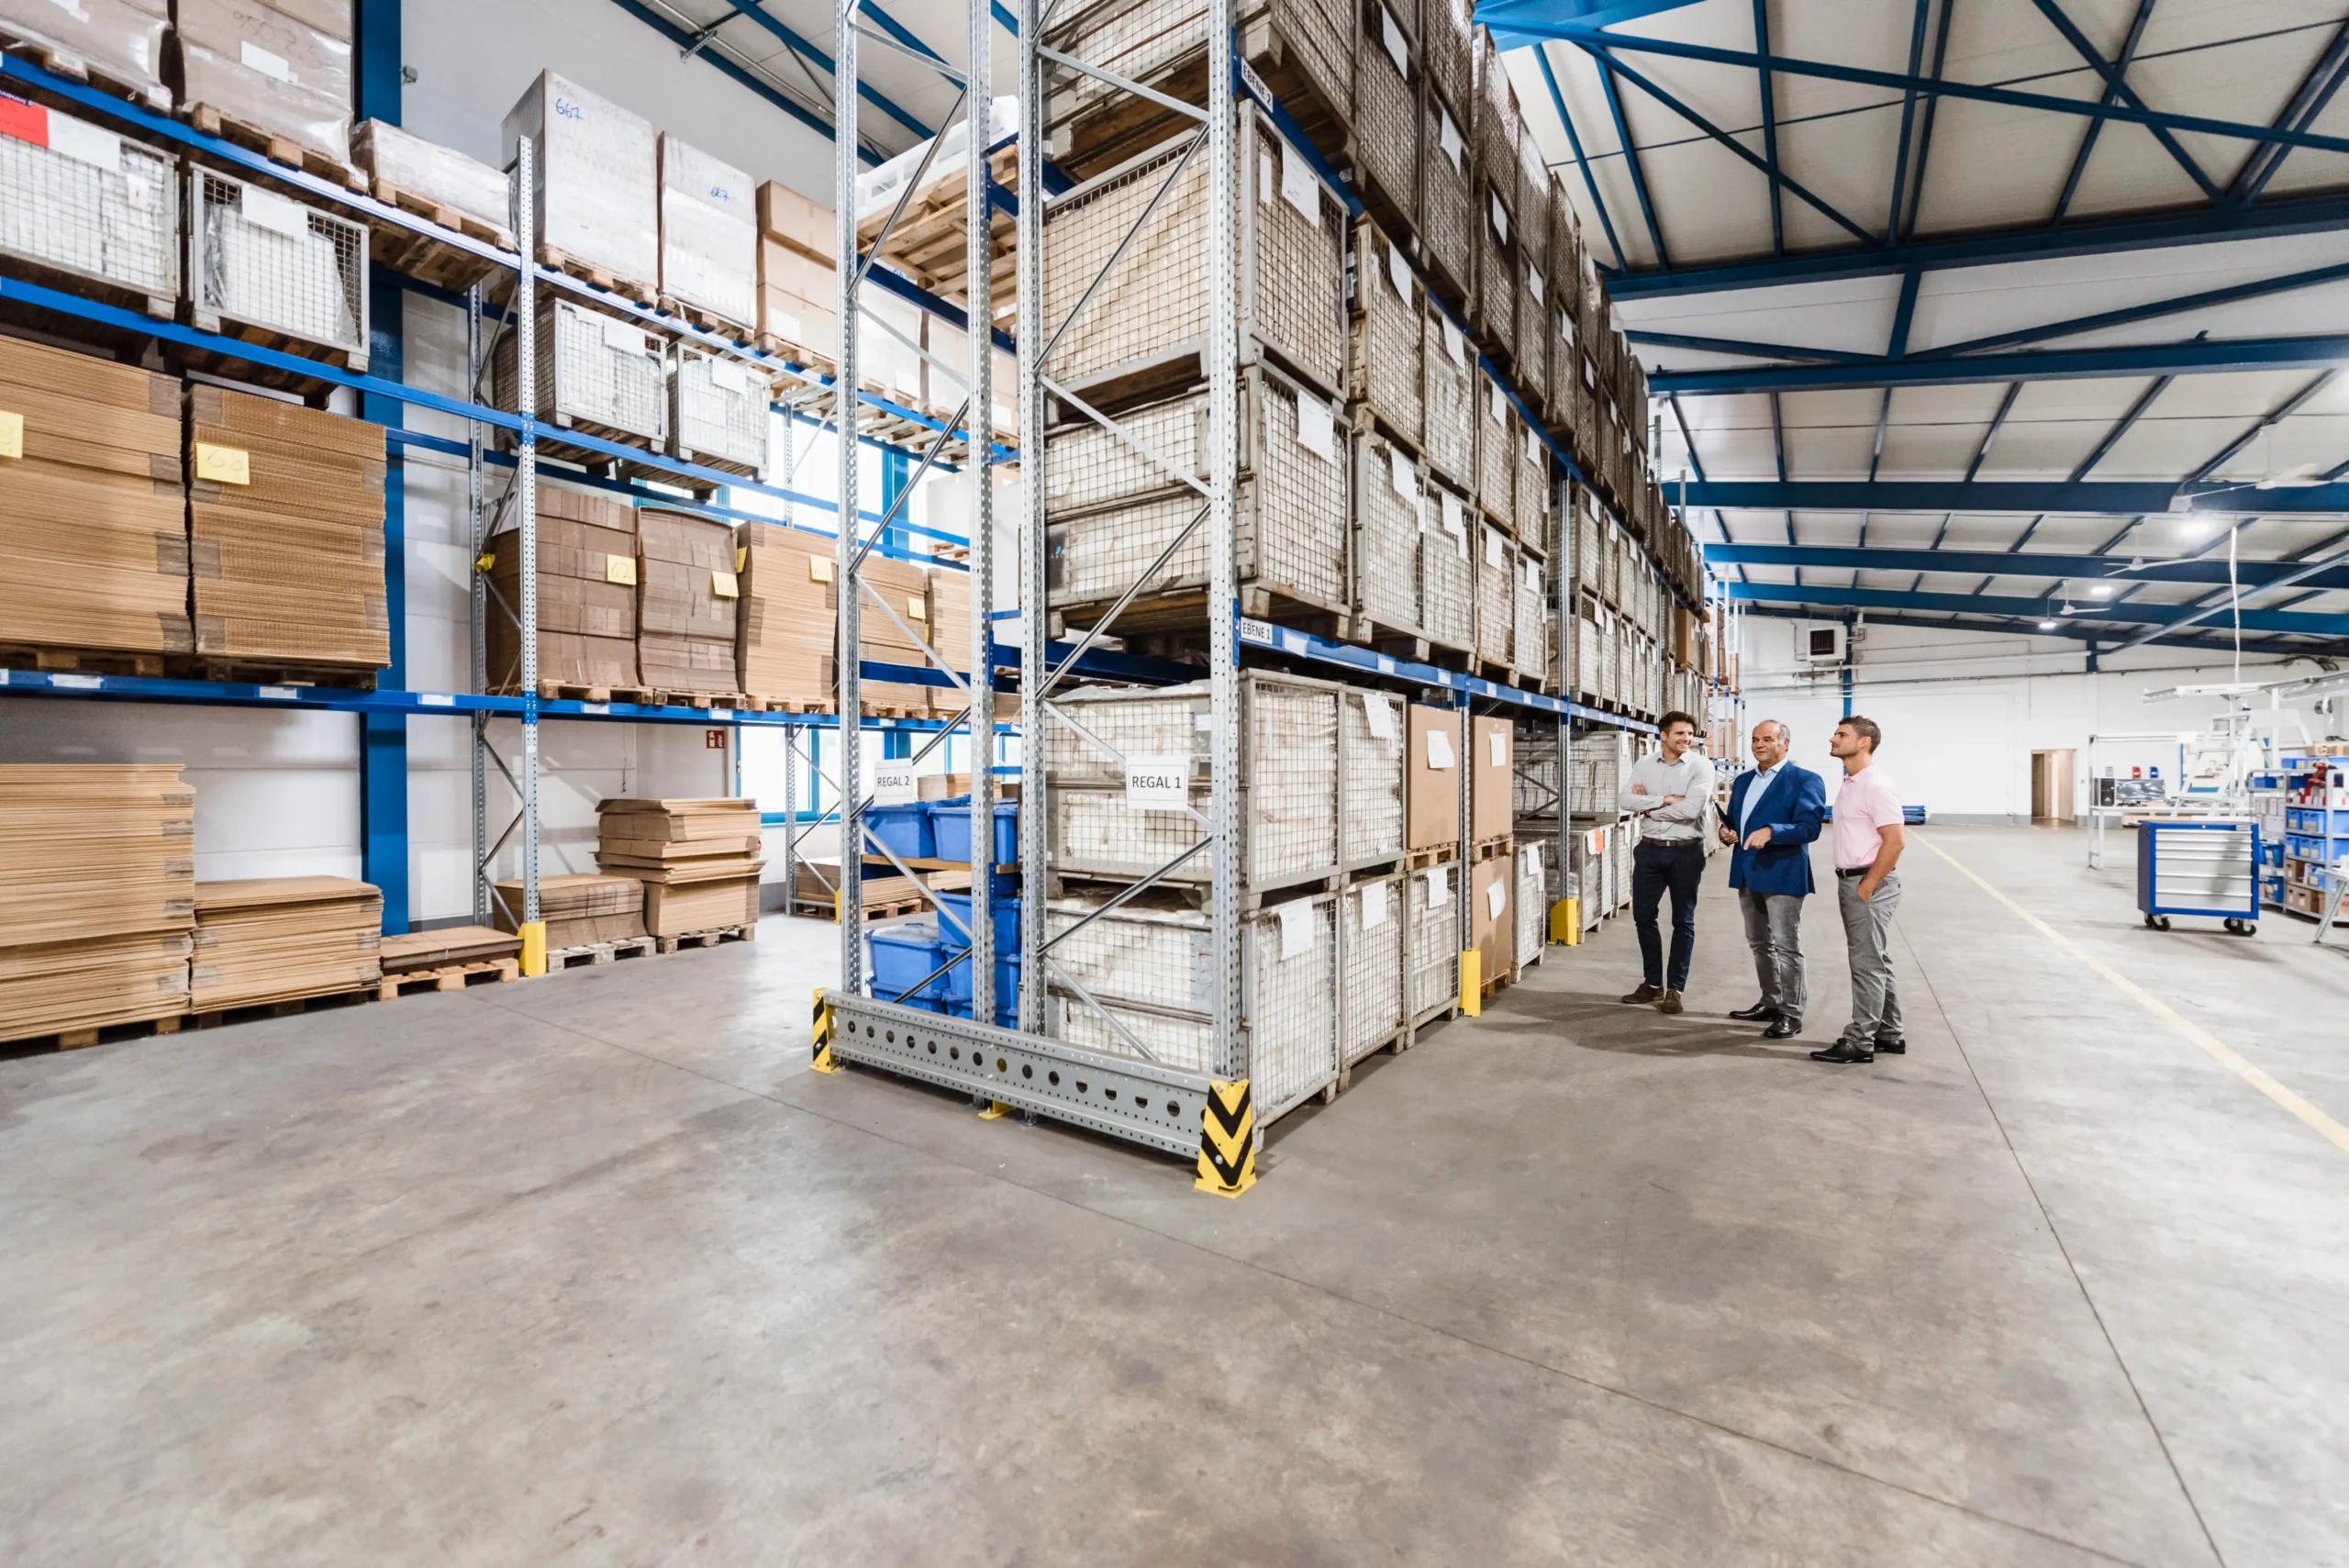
[1590,50,1671,266]
[1536,42,1631,271]
[1721,581,2349,638]
[710,0,930,144]
[1706,543,2349,589]
[2231,20,2349,204]
[2031,0,2217,200]
[606,0,868,157]
[1753,0,1783,256]
[1736,603,2325,658]
[2049,0,2158,225]
[1885,0,1931,243]
[1682,478,2349,513]
[1651,331,2349,393]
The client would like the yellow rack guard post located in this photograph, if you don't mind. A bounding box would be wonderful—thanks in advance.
[1196,1079,1256,1196]
[1460,949,1482,1016]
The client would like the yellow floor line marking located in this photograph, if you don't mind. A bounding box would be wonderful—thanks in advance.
[1912,830,2349,1158]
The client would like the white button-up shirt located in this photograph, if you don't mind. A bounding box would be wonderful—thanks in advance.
[1618,752,1713,843]
[1739,762,1786,836]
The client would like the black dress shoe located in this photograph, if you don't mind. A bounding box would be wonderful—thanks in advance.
[1874,1037,1908,1055]
[1729,1000,1780,1022]
[1762,1018,1802,1040]
[1810,1043,1875,1063]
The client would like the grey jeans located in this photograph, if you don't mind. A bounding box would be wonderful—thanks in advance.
[1738,889,1806,1025]
[1836,871,1904,1045]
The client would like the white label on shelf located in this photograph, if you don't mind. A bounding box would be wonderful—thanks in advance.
[1363,692,1397,740]
[1488,728,1508,767]
[1259,150,1274,206]
[1381,7,1410,74]
[1239,616,1275,645]
[579,701,608,714]
[1529,268,1545,304]
[1278,628,1308,655]
[51,673,101,690]
[1486,875,1508,919]
[1377,654,1396,674]
[1277,898,1317,958]
[45,116,120,172]
[239,183,308,240]
[1280,141,1320,226]
[1439,108,1462,172]
[240,39,293,82]
[1295,390,1335,461]
[709,708,733,720]
[1124,754,1190,810]
[602,317,648,354]
[418,693,455,706]
[1386,240,1412,306]
[1388,445,1416,500]
[1426,864,1452,906]
[259,685,297,700]
[707,358,748,392]
[1426,727,1454,769]
[874,765,918,805]
[1361,879,1390,930]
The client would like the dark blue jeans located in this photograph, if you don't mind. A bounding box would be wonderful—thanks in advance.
[1631,839,1705,992]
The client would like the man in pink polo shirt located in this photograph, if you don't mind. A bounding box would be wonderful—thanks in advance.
[1813,715,1907,1064]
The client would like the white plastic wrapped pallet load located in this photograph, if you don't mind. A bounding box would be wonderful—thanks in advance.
[171,0,351,161]
[658,134,756,329]
[503,70,658,288]
[351,120,511,238]
[0,0,169,106]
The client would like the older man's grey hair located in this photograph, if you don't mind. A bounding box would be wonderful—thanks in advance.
[1753,719,1791,742]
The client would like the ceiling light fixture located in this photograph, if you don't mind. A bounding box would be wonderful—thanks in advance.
[2039,618,2057,631]
[2088,584,2112,597]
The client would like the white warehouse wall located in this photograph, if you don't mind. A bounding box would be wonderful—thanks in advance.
[1732,617,2343,822]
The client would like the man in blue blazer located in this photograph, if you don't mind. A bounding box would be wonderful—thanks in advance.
[1719,719,1828,1040]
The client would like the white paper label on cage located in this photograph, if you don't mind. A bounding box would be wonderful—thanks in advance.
[601,317,647,354]
[1363,692,1397,740]
[1426,727,1454,769]
[1193,710,1216,732]
[1279,143,1319,226]
[1560,311,1575,346]
[1527,425,1543,463]
[874,765,918,806]
[1294,390,1334,460]
[1584,357,1598,387]
[240,40,293,82]
[1239,616,1275,645]
[1258,151,1273,205]
[1491,197,1508,246]
[1486,528,1504,567]
[1381,7,1409,73]
[1530,268,1545,304]
[1277,898,1317,958]
[45,116,120,172]
[1124,754,1191,810]
[1426,865,1452,906]
[707,358,748,392]
[1486,876,1508,919]
[1490,381,1508,423]
[1488,729,1508,767]
[122,173,152,210]
[1440,491,1464,538]
[1439,109,1462,171]
[1442,316,1466,366]
[239,183,308,240]
[1361,879,1390,930]
[1388,446,1415,500]
[1386,241,1412,306]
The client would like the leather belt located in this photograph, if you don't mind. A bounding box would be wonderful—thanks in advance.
[1836,867,1869,878]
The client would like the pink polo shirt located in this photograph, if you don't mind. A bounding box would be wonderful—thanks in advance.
[1832,763,1903,871]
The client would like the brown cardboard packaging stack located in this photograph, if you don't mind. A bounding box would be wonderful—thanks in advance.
[169,0,355,161]
[489,482,640,692]
[737,523,831,706]
[0,335,190,656]
[636,506,740,695]
[596,798,763,937]
[756,183,839,361]
[1406,703,1462,851]
[1469,855,1515,983]
[492,873,645,948]
[0,764,195,1042]
[826,549,935,711]
[1472,716,1512,841]
[188,384,387,668]
[190,876,381,1008]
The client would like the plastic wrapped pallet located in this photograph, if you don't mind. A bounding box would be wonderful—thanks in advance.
[0,334,189,656]
[1404,860,1456,1020]
[190,877,380,1009]
[1419,478,1474,656]
[1420,89,1472,299]
[757,236,838,362]
[1041,105,1345,405]
[187,384,387,668]
[1349,216,1422,447]
[1353,428,1421,641]
[503,70,658,288]
[658,133,756,329]
[351,119,511,239]
[1043,361,1346,618]
[0,100,179,311]
[1043,672,1341,895]
[187,167,367,362]
[0,0,169,106]
[1421,305,1474,490]
[494,295,669,453]
[1350,0,1417,228]
[1341,685,1407,869]
[171,0,352,161]
[1475,363,1514,530]
[1339,872,1403,1065]
[671,347,769,478]
[1475,520,1512,668]
[486,480,639,694]
[491,872,643,948]
[635,506,740,696]
[1043,890,1338,1126]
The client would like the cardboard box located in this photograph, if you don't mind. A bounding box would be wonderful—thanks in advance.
[191,876,381,1009]
[758,289,839,361]
[660,133,757,329]
[488,481,640,691]
[759,238,834,301]
[1407,703,1463,851]
[1473,716,1512,840]
[0,764,195,951]
[737,523,830,706]
[645,875,761,936]
[636,506,739,695]
[492,872,646,948]
[504,71,658,286]
[756,181,833,260]
[1470,854,1514,981]
[353,120,512,239]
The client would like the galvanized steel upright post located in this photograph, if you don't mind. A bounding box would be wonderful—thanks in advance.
[467,283,488,926]
[1017,0,1046,1035]
[835,0,865,995]
[1207,0,1241,1079]
[515,137,541,951]
[966,0,996,1028]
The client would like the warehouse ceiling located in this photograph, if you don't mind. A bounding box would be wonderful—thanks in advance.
[1488,0,2349,657]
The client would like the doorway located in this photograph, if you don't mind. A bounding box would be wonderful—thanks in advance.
[2031,750,2076,823]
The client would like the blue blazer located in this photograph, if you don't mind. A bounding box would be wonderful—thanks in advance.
[1725,763,1827,896]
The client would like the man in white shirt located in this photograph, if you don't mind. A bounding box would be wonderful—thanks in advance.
[1617,710,1712,1014]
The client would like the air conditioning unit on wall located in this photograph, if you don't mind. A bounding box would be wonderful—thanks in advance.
[1795,621,1847,666]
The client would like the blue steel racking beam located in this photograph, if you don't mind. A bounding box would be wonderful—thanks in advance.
[356,0,408,932]
[1683,477,2349,514]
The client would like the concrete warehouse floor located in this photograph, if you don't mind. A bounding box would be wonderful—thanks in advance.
[3,827,2345,1566]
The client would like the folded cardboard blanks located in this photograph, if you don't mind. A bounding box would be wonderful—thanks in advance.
[186,384,388,670]
[191,877,383,1008]
[488,481,641,693]
[737,524,829,707]
[0,335,191,656]
[596,798,763,937]
[636,507,740,696]
[378,926,521,973]
[493,873,646,949]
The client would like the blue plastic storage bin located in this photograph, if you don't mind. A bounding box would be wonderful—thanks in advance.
[935,889,1020,951]
[946,955,1020,1028]
[926,797,1019,864]
[868,921,951,1009]
[863,802,935,860]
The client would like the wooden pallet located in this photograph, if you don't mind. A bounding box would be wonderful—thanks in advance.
[179,658,379,690]
[0,644,175,679]
[184,104,365,190]
[657,295,757,343]
[0,34,172,109]
[1400,844,1459,870]
[367,179,511,290]
[546,936,658,971]
[654,924,757,954]
[1473,835,1515,862]
[17,1014,184,1053]
[537,244,656,306]
[189,987,372,1029]
[502,681,655,706]
[645,689,750,711]
[377,958,519,998]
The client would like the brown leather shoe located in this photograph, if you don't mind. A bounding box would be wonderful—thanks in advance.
[1620,983,1663,1004]
[1655,991,1684,1014]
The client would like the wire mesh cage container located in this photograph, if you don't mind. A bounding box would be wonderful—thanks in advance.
[1041,104,1346,409]
[1423,0,1471,120]
[1546,299,1578,436]
[188,168,367,367]
[1512,545,1547,685]
[1514,252,1550,407]
[1594,606,1618,707]
[1421,301,1475,490]
[1473,28,1519,209]
[1349,216,1423,447]
[1351,0,1419,231]
[1515,125,1553,262]
[1420,92,1473,301]
[495,294,670,452]
[1405,860,1459,1022]
[1513,724,1561,821]
[1043,670,1341,895]
[670,346,770,478]
[1517,423,1550,547]
[1475,367,1516,530]
[1340,684,1407,869]
[1353,428,1422,641]
[1473,186,1516,346]
[1596,508,1622,608]
[1044,360,1348,622]
[1515,840,1547,965]
[1575,602,1601,705]
[0,109,178,315]
[1339,872,1404,1065]
[1043,890,1339,1125]
[1475,520,1513,667]
[1420,477,1475,656]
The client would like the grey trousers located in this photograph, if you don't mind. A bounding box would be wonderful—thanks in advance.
[1836,871,1904,1045]
[1738,889,1806,1025]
